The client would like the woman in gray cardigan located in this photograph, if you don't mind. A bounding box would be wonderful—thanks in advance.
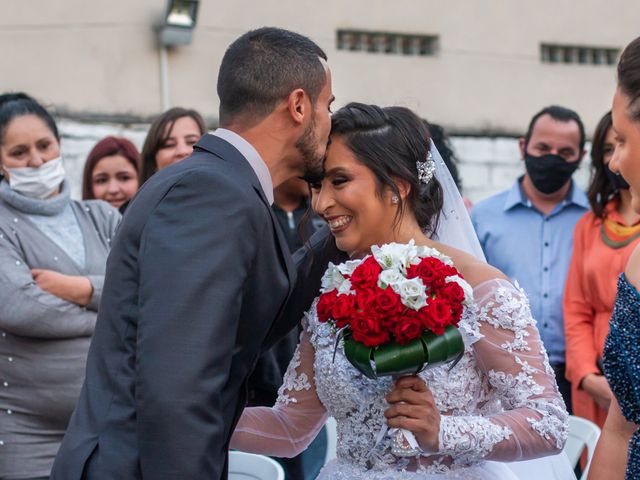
[0,93,120,479]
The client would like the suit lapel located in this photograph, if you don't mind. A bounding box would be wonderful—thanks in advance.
[194,134,296,293]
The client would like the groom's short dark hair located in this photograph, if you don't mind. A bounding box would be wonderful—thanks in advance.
[217,27,327,125]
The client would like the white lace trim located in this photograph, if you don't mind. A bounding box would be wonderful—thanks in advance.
[276,346,311,405]
[438,415,512,462]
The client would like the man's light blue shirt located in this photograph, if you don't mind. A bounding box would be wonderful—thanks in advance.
[471,178,589,365]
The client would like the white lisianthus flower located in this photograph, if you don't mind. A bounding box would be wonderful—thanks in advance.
[445,275,474,306]
[337,279,354,295]
[378,268,404,289]
[414,245,454,266]
[321,262,348,292]
[337,259,363,277]
[372,240,418,272]
[392,278,428,310]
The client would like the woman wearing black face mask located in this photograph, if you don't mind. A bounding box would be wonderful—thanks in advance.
[563,111,640,432]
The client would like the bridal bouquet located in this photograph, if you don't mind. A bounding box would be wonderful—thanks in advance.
[317,240,473,380]
[317,240,473,456]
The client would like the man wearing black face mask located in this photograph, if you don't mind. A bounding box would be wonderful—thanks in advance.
[471,105,589,414]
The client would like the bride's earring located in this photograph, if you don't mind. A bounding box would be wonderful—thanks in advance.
[391,195,399,204]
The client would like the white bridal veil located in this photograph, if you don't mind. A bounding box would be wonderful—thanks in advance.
[428,141,486,262]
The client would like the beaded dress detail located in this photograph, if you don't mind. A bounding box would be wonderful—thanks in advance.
[232,279,568,479]
[603,274,640,480]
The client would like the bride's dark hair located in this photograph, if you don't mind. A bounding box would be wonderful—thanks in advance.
[330,102,443,236]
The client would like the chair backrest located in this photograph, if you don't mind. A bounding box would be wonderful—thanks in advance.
[324,416,338,465]
[228,451,285,480]
[564,415,601,479]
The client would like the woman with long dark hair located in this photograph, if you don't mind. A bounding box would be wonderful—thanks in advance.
[590,36,640,480]
[140,107,206,183]
[563,111,640,429]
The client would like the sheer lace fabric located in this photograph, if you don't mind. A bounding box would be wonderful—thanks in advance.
[231,278,568,475]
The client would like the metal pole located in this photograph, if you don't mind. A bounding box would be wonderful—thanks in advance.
[159,46,170,111]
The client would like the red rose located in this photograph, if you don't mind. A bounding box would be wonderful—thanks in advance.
[423,298,453,334]
[317,290,337,323]
[450,303,464,324]
[355,287,380,316]
[332,293,356,328]
[392,314,424,345]
[350,256,382,289]
[370,287,403,316]
[350,313,390,347]
[407,257,438,283]
[439,282,465,304]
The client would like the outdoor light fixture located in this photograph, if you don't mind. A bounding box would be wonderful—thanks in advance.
[158,0,199,46]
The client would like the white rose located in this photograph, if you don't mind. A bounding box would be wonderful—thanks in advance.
[445,275,474,306]
[378,268,404,289]
[392,278,428,310]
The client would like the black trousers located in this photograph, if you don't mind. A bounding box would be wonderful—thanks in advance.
[551,362,573,415]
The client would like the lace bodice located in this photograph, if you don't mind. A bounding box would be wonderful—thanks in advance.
[232,278,568,476]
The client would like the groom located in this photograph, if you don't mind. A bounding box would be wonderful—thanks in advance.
[52,27,333,479]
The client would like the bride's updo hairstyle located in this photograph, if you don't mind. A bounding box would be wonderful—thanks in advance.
[330,102,444,236]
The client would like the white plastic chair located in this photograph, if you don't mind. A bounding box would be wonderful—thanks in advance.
[563,415,601,479]
[324,416,338,465]
[228,451,285,480]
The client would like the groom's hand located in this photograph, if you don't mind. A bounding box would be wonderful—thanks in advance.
[384,375,440,453]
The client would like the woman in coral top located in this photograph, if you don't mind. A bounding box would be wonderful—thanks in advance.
[563,111,640,427]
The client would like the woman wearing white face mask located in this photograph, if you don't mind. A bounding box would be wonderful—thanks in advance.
[0,93,120,480]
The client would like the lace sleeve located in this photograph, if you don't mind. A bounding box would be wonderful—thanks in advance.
[230,322,328,458]
[437,279,569,463]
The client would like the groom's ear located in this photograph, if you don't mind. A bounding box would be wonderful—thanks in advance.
[287,88,308,126]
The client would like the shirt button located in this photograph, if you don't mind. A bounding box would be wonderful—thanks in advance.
[1,332,5,338]
[12,218,18,223]
[0,440,4,446]
[7,357,13,362]
[544,267,549,272]
[6,410,11,415]
[544,242,549,247]
[544,322,549,328]
[2,382,7,387]
[543,293,549,298]
[15,261,20,266]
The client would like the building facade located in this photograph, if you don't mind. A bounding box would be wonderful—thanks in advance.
[2,0,635,200]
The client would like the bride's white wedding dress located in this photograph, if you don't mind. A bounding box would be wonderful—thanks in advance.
[231,278,573,479]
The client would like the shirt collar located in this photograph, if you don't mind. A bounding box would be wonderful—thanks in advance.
[503,176,589,212]
[212,128,274,205]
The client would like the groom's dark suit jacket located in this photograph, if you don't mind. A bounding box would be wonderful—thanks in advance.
[51,135,295,479]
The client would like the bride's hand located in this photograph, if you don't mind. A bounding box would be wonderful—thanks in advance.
[384,375,440,453]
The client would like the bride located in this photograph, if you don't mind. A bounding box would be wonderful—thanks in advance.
[231,103,572,479]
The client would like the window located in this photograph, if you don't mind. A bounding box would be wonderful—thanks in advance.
[336,29,439,57]
[541,43,620,66]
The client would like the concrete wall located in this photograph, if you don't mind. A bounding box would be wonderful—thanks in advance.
[2,0,638,135]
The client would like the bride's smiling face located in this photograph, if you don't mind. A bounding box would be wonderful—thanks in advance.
[311,136,399,255]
